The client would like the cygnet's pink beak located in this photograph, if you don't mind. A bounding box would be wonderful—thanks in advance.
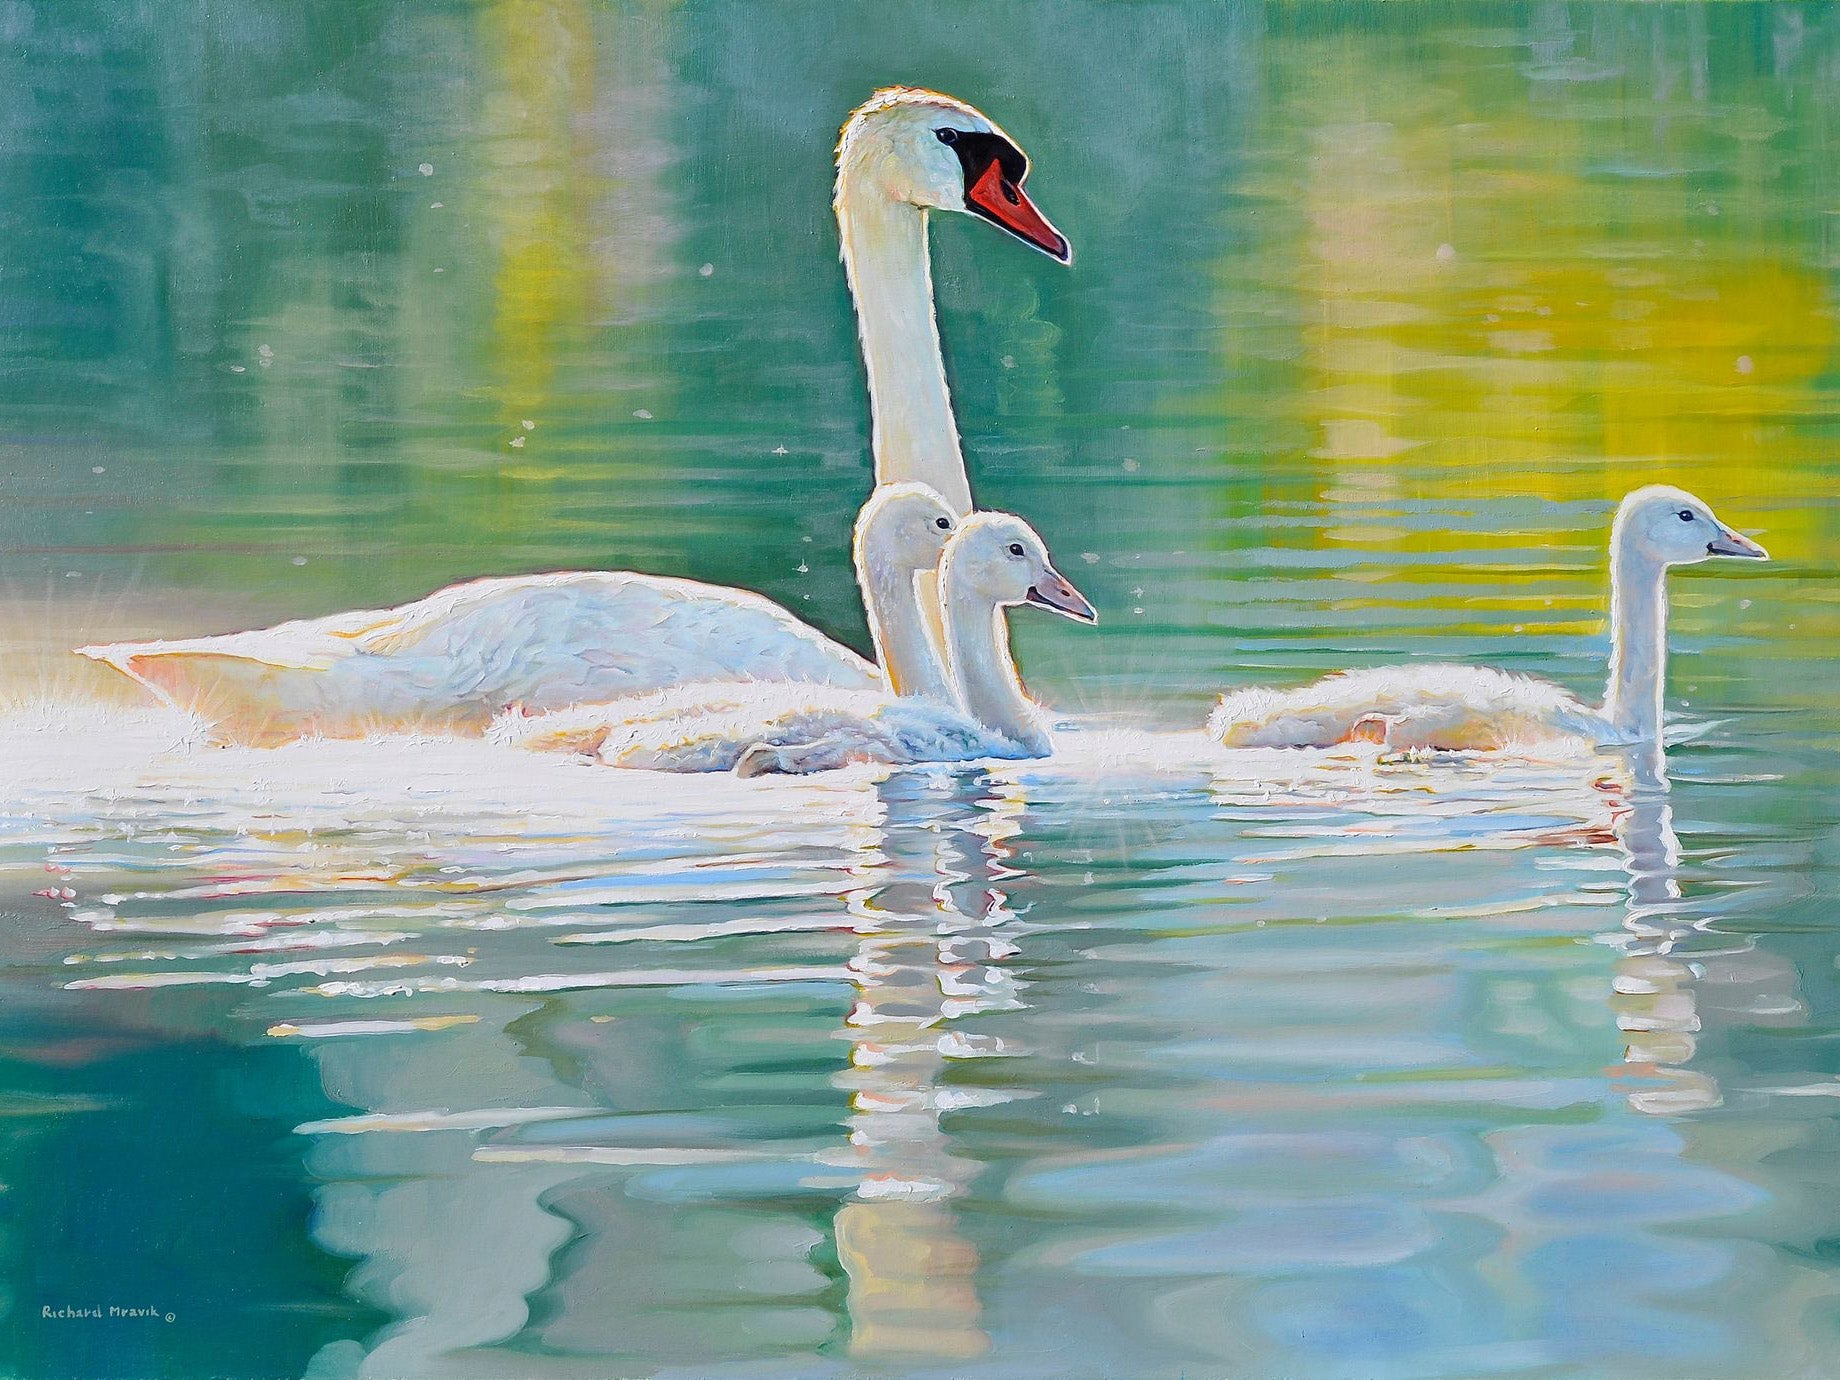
[1025,565,1097,623]
[1707,525,1768,559]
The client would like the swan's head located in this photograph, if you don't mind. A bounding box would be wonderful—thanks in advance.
[854,481,958,575]
[941,512,1097,623]
[837,87,1070,263]
[1615,485,1769,566]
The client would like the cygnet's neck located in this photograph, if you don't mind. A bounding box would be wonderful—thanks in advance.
[836,177,972,516]
[859,546,951,701]
[1602,530,1670,743]
[941,571,1048,754]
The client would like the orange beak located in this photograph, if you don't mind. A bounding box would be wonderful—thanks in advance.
[966,160,1071,263]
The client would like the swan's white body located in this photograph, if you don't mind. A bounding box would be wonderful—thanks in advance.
[499,511,1096,776]
[1210,487,1768,752]
[79,485,958,745]
[78,573,878,745]
[77,87,1065,744]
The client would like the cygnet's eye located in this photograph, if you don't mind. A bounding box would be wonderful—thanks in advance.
[934,516,951,531]
[1006,542,1026,558]
[934,128,959,146]
[1677,509,1696,523]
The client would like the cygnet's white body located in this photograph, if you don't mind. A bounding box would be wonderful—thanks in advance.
[1209,486,1768,752]
[493,683,1023,776]
[497,511,1096,776]
[1210,663,1609,752]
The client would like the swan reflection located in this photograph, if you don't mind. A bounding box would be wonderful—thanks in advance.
[828,770,1027,1362]
[1195,741,1793,1122]
[285,764,1029,1373]
[3,715,1819,1378]
[1601,752,1715,1114]
[1603,749,1803,1116]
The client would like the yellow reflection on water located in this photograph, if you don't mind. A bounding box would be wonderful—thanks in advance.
[1237,26,1834,571]
[477,0,594,418]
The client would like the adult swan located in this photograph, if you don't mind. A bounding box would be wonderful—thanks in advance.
[1209,487,1768,752]
[837,86,1070,513]
[78,89,1069,742]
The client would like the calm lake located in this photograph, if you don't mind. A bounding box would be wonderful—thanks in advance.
[2,3,1839,1377]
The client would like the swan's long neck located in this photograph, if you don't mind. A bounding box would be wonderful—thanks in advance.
[942,580,1048,754]
[1602,537,1669,742]
[837,184,971,516]
[861,555,951,701]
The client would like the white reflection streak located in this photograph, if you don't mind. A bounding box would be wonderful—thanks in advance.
[1603,752,1732,1115]
[826,773,1027,1363]
[1602,749,1804,1115]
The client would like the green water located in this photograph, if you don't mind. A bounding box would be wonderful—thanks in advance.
[3,3,1840,1377]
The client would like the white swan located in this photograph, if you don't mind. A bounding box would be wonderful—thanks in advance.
[76,87,1062,743]
[837,87,1070,515]
[1209,486,1768,752]
[495,511,1096,775]
[78,484,958,745]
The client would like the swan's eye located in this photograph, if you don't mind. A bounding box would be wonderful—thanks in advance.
[1006,542,1025,558]
[1677,509,1696,522]
[934,516,951,530]
[934,128,959,146]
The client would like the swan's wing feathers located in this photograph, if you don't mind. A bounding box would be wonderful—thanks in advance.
[340,575,563,655]
[74,596,476,742]
[655,577,879,686]
[378,573,877,713]
[83,572,877,739]
[78,602,410,674]
[74,577,576,734]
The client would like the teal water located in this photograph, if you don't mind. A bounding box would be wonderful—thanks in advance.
[3,2,1840,1377]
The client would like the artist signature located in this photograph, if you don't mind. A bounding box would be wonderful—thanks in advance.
[41,1304,176,1323]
